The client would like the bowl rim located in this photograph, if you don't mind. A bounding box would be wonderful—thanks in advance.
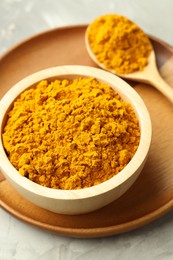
[0,65,152,200]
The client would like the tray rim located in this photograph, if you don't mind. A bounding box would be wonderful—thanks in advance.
[0,24,173,238]
[0,23,173,63]
[1,184,173,238]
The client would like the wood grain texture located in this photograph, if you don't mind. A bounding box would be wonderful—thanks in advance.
[0,25,173,238]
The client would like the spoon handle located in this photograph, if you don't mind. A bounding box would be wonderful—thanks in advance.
[148,69,173,104]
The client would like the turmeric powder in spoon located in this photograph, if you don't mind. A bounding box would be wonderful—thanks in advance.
[86,14,152,74]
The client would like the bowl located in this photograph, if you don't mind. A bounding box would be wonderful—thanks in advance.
[0,65,152,215]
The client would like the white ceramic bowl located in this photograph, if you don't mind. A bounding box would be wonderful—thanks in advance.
[0,65,152,215]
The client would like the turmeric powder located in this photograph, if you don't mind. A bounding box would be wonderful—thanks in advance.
[87,14,152,74]
[3,77,140,190]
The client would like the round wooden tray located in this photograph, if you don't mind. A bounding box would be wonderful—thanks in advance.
[0,25,173,238]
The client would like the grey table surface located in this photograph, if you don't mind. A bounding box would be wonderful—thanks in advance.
[0,0,173,259]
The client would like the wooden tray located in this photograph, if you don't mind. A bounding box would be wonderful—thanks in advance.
[0,25,173,238]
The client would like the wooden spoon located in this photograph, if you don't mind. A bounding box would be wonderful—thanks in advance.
[85,35,173,104]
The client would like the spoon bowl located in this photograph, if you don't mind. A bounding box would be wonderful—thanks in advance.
[85,23,173,103]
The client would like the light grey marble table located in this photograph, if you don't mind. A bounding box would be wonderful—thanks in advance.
[0,0,173,259]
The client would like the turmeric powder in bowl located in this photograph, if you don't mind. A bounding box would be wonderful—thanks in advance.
[2,77,140,190]
[86,14,152,74]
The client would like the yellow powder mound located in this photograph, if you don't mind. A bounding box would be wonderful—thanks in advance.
[87,14,152,74]
[3,77,140,189]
